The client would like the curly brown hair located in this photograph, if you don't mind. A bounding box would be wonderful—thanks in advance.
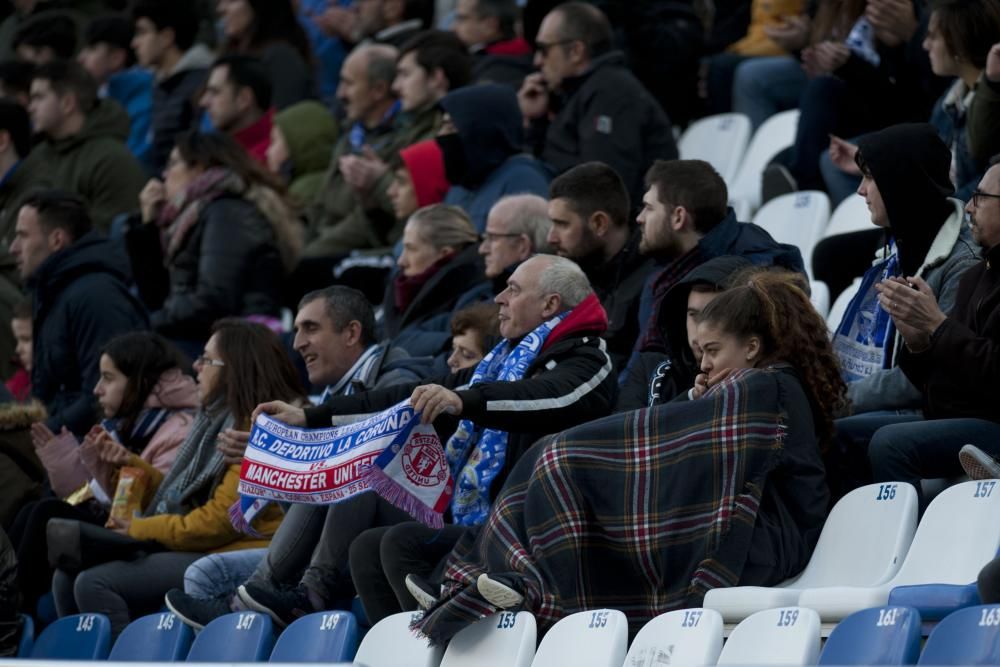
[697,269,848,446]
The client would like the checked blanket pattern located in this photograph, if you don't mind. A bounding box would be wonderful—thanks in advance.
[414,368,791,643]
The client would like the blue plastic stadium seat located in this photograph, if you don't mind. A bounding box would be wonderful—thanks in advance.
[888,583,981,622]
[269,611,359,662]
[30,613,111,660]
[819,606,921,665]
[186,611,274,662]
[17,614,34,657]
[918,604,1000,665]
[109,612,194,661]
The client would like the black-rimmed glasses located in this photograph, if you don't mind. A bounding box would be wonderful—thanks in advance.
[971,190,1000,207]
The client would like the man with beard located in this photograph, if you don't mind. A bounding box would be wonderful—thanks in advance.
[545,161,654,370]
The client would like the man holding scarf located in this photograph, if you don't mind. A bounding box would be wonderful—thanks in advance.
[190,255,616,627]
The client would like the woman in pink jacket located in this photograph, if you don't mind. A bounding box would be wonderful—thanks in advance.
[9,332,198,614]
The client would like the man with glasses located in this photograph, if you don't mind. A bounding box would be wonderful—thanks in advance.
[518,1,676,203]
[857,157,1000,508]
[478,193,551,284]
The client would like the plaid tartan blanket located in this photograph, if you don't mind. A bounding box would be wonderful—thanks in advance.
[414,368,793,643]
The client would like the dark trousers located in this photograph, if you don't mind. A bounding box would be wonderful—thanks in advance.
[979,556,1000,603]
[349,522,469,625]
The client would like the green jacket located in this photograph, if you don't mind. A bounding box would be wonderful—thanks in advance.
[27,99,147,233]
[303,104,441,258]
[274,101,339,209]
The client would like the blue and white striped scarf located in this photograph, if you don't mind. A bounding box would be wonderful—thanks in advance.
[445,312,567,526]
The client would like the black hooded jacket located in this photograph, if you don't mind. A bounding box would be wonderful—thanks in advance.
[855,123,955,277]
[438,84,524,190]
[28,231,149,436]
[617,255,752,412]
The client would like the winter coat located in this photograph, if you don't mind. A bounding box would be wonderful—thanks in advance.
[28,232,149,436]
[382,244,487,343]
[304,104,440,257]
[274,101,338,207]
[0,525,16,655]
[443,156,551,233]
[899,242,1000,421]
[532,51,678,203]
[306,292,617,490]
[25,99,147,232]
[929,79,983,201]
[0,401,46,527]
[471,38,534,88]
[149,44,213,174]
[967,74,1000,164]
[106,67,154,169]
[259,41,316,110]
[126,191,290,342]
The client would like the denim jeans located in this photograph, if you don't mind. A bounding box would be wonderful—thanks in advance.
[732,56,807,130]
[184,549,266,599]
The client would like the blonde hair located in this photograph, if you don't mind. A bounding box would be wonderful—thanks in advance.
[408,204,479,250]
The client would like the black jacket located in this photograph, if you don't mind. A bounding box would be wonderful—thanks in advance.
[125,195,284,342]
[149,46,213,174]
[307,296,617,491]
[900,244,1000,421]
[381,244,486,341]
[29,232,149,436]
[533,51,678,203]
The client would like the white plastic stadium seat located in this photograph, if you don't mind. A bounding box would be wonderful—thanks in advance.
[678,113,752,186]
[810,281,830,319]
[624,608,723,667]
[440,611,536,667]
[824,195,872,238]
[716,607,821,666]
[751,191,831,280]
[798,480,1000,622]
[530,609,627,667]
[729,110,800,216]
[704,482,918,623]
[827,277,862,333]
[354,612,444,667]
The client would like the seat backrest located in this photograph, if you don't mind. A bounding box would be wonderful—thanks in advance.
[186,611,274,662]
[440,611,536,667]
[269,611,359,663]
[824,195,872,238]
[110,612,193,661]
[891,480,1000,587]
[530,609,627,667]
[751,191,830,279]
[717,607,821,666]
[918,605,1000,665]
[678,113,752,186]
[624,608,723,667]
[827,277,862,334]
[17,614,33,657]
[790,482,918,589]
[729,109,801,213]
[354,611,444,667]
[30,613,111,660]
[810,281,830,319]
[819,606,921,665]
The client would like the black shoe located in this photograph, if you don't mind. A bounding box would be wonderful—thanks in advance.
[236,582,314,628]
[405,574,439,610]
[164,588,232,631]
[761,163,798,205]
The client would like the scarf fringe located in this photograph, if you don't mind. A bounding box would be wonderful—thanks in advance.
[364,466,444,529]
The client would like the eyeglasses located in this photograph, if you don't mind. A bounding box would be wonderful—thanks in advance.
[480,231,523,244]
[971,190,1000,207]
[534,39,575,56]
[194,355,225,368]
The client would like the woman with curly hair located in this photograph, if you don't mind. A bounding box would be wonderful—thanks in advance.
[411,269,847,644]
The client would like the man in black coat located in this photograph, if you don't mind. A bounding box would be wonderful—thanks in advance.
[517,1,677,204]
[10,190,148,436]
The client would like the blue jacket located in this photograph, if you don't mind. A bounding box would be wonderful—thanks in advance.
[444,155,551,232]
[106,68,154,171]
[930,79,984,202]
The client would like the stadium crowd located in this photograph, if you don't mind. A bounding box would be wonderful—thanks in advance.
[0,0,996,653]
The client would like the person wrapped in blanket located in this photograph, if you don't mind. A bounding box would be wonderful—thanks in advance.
[413,268,847,643]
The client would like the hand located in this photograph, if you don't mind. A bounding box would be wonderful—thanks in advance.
[763,15,811,52]
[139,178,166,224]
[313,5,357,40]
[691,373,710,400]
[987,42,1000,82]
[338,147,389,194]
[95,433,131,467]
[803,41,850,77]
[865,0,918,47]
[105,515,131,535]
[517,73,549,122]
[828,135,861,175]
[30,422,60,449]
[410,384,462,424]
[252,401,306,427]
[876,276,948,346]
[217,429,250,466]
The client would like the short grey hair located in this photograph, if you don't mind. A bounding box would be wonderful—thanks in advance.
[535,254,591,308]
[362,44,398,86]
[498,194,553,252]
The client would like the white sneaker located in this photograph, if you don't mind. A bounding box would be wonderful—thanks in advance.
[959,444,1000,480]
[405,574,439,611]
[476,573,523,609]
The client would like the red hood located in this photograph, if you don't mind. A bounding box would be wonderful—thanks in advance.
[484,37,532,56]
[541,292,608,353]
[400,139,450,207]
[233,108,274,165]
